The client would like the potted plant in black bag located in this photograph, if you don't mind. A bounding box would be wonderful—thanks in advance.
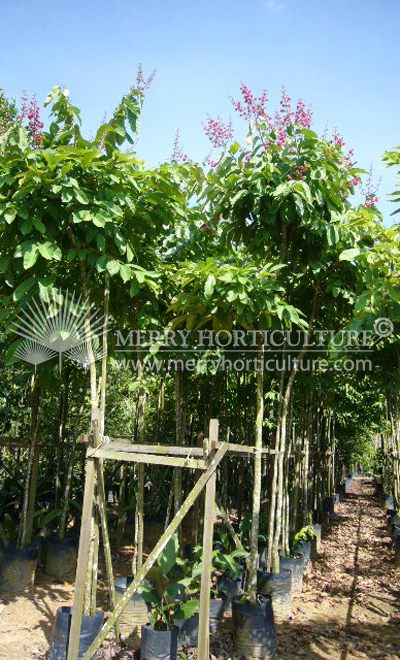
[139,535,199,660]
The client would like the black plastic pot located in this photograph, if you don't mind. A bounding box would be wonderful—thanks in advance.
[0,542,38,593]
[257,568,292,620]
[141,624,178,660]
[218,576,241,613]
[45,535,78,580]
[279,554,304,597]
[114,577,149,647]
[322,496,335,515]
[395,536,400,567]
[392,525,400,542]
[175,613,199,648]
[48,606,104,659]
[296,540,311,574]
[232,595,276,659]
[209,597,226,632]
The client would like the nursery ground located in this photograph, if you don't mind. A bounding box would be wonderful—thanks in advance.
[0,479,399,660]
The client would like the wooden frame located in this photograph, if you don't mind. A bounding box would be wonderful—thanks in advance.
[66,418,245,660]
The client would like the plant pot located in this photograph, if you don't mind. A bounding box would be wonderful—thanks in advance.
[209,597,226,632]
[232,595,276,659]
[384,495,394,510]
[392,525,400,542]
[175,613,199,648]
[394,536,400,567]
[140,624,178,660]
[114,577,149,648]
[0,542,38,593]
[257,568,292,620]
[322,496,335,515]
[279,554,304,597]
[258,543,268,567]
[345,477,353,493]
[48,606,104,659]
[312,524,322,554]
[218,576,241,613]
[310,535,318,561]
[45,535,78,580]
[296,540,311,574]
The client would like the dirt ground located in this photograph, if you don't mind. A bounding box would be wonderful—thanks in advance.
[0,479,399,660]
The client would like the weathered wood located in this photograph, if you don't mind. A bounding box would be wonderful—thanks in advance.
[87,447,207,469]
[66,453,97,660]
[99,440,205,456]
[198,419,219,660]
[81,441,228,660]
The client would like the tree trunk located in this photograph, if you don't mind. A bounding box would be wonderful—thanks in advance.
[247,332,264,602]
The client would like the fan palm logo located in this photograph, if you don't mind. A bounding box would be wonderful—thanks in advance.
[11,290,106,370]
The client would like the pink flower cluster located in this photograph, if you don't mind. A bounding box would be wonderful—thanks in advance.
[287,163,309,181]
[203,115,234,148]
[360,166,380,208]
[171,129,192,163]
[21,92,43,147]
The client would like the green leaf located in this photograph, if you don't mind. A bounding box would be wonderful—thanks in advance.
[120,264,131,282]
[33,217,46,233]
[0,255,11,273]
[106,260,120,276]
[38,242,54,260]
[5,207,17,224]
[23,244,38,269]
[204,274,216,298]
[74,189,90,204]
[174,600,200,620]
[158,535,178,575]
[339,248,361,261]
[389,287,400,303]
[13,277,36,301]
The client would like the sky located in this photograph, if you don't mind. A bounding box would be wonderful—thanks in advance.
[1,0,400,222]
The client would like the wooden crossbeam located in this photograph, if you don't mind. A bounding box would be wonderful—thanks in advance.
[80,441,229,660]
[87,445,207,469]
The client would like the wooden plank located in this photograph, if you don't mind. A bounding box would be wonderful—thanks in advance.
[87,447,207,469]
[81,442,229,660]
[197,420,218,660]
[67,454,97,660]
[99,439,205,457]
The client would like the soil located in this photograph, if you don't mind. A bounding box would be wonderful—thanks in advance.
[0,478,399,660]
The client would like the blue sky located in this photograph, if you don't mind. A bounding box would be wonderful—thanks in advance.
[1,0,399,222]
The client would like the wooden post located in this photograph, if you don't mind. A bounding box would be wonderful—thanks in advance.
[67,451,97,660]
[197,419,219,660]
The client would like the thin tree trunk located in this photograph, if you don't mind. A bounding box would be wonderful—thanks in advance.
[247,332,264,602]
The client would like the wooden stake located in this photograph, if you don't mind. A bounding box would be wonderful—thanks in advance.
[67,452,97,660]
[197,419,219,660]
